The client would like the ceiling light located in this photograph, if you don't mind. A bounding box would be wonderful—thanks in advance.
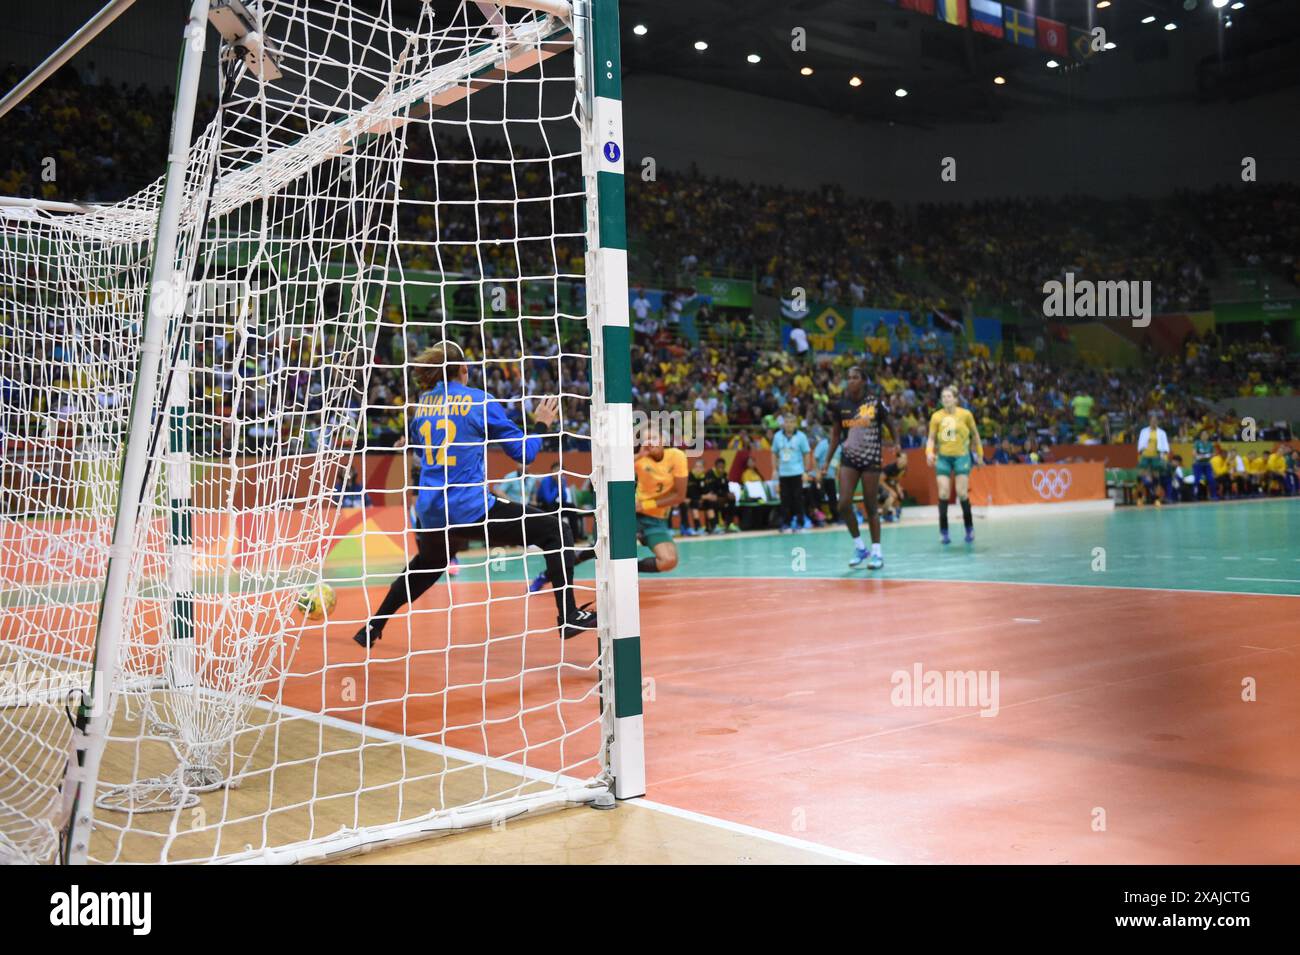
[1164,22,1178,31]
[1142,15,1156,23]
[993,75,1006,85]
[747,53,761,64]
[1046,59,1060,68]
[633,24,647,36]
[1104,41,1117,50]
[1096,1,1110,7]
[694,40,708,51]
[800,66,814,76]
[849,75,863,87]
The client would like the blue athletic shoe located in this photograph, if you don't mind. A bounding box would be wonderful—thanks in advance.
[940,531,951,545]
[801,516,813,530]
[528,570,549,593]
[866,553,884,570]
[849,544,869,567]
[964,527,974,544]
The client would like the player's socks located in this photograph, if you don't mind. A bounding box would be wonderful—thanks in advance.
[530,547,593,593]
[637,557,661,573]
[939,500,950,540]
[960,498,973,532]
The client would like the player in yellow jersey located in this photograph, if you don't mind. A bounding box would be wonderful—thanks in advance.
[529,422,688,595]
[926,385,983,545]
[633,426,688,573]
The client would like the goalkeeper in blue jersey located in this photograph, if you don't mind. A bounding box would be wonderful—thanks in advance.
[353,341,597,647]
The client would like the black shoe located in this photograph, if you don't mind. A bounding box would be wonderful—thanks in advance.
[353,621,383,648]
[558,603,598,640]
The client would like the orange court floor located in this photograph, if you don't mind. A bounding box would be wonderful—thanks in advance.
[310,500,1300,864]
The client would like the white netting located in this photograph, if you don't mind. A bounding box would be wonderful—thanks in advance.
[1,0,608,864]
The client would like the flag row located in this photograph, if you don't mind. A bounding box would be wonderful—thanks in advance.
[886,0,1100,61]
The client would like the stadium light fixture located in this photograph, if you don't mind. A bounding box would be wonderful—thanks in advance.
[1164,22,1178,31]
[694,40,708,51]
[1231,1,1244,8]
[1142,15,1157,23]
[993,75,1006,85]
[1104,41,1117,50]
[800,66,814,76]
[747,53,761,64]
[1046,59,1060,68]
[633,24,648,36]
[894,87,908,97]
[849,75,863,87]
[1096,1,1110,8]
[1212,0,1229,7]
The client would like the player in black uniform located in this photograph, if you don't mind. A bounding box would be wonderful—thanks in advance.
[682,459,708,535]
[815,366,895,569]
[701,457,737,533]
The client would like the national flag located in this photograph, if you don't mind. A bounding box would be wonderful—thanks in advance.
[970,0,1003,38]
[936,0,967,27]
[899,0,936,14]
[1003,6,1036,48]
[1036,15,1069,57]
[1071,26,1100,61]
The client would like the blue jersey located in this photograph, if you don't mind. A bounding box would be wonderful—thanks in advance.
[408,381,540,529]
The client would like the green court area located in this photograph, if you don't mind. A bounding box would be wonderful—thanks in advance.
[351,499,1300,598]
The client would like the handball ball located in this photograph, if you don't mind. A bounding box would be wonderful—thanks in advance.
[297,583,337,622]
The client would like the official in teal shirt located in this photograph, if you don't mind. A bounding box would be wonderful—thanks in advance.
[772,420,812,531]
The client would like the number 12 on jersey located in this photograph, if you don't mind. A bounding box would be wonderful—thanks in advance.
[418,419,457,466]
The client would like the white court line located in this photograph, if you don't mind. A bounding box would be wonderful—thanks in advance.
[263,693,895,864]
[1013,617,1041,623]
[1225,577,1300,585]
[628,798,891,865]
[663,575,1300,599]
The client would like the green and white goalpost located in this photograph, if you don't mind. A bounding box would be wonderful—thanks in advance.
[0,0,643,865]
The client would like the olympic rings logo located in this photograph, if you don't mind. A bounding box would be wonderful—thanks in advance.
[1031,467,1073,500]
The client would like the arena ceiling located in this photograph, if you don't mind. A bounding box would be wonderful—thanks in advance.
[371,1,1300,127]
[615,0,1300,125]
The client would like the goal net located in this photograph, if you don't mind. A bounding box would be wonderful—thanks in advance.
[0,0,642,865]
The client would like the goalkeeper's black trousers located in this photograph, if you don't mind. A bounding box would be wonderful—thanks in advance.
[370,499,584,632]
